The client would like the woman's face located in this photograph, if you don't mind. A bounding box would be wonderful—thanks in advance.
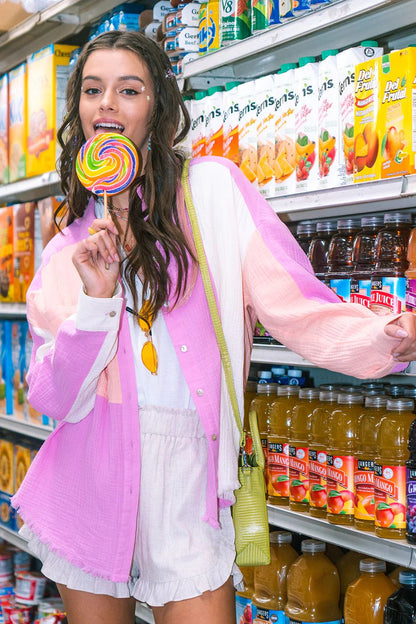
[79,48,155,162]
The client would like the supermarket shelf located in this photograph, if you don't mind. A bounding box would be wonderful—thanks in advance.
[0,415,52,441]
[267,504,416,569]
[0,304,27,319]
[0,526,29,553]
[135,603,154,624]
[252,344,313,367]
[0,172,61,205]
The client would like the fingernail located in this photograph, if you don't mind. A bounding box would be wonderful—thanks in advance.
[393,353,401,358]
[114,253,120,262]
[396,329,408,338]
[107,256,113,264]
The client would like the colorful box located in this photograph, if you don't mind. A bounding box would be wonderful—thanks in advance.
[0,207,14,303]
[13,203,35,303]
[0,439,14,495]
[27,44,77,177]
[0,491,15,531]
[14,441,31,492]
[8,63,27,182]
[0,74,9,185]
[274,65,297,197]
[353,56,381,183]
[11,321,26,422]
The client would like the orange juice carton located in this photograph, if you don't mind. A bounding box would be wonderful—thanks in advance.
[223,81,240,166]
[190,91,207,158]
[204,86,224,157]
[8,62,27,182]
[0,207,14,303]
[379,47,416,179]
[0,74,9,185]
[27,44,77,178]
[353,55,382,183]
[274,63,297,197]
[238,79,259,186]
[337,41,383,184]
[318,49,341,190]
[13,202,35,303]
[0,438,14,495]
[255,74,276,197]
[294,56,319,193]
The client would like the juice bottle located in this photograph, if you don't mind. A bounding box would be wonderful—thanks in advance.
[268,385,299,506]
[285,539,342,623]
[252,531,298,623]
[294,56,319,193]
[405,226,416,313]
[244,379,258,449]
[370,212,412,315]
[350,216,384,309]
[389,566,407,588]
[336,550,365,612]
[220,0,251,44]
[405,418,416,544]
[344,558,396,624]
[354,395,387,532]
[296,221,316,255]
[274,62,297,197]
[374,398,415,539]
[236,566,254,624]
[327,391,363,525]
[384,569,416,623]
[250,383,277,488]
[309,388,338,518]
[327,218,361,300]
[308,220,337,281]
[289,388,320,512]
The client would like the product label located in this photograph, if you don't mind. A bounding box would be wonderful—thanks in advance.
[236,594,252,624]
[289,446,309,503]
[330,278,351,303]
[374,464,406,529]
[350,277,371,308]
[267,441,289,499]
[309,448,327,510]
[354,457,375,521]
[326,454,355,515]
[288,620,342,624]
[221,0,250,41]
[370,276,406,314]
[406,277,416,313]
[253,606,286,623]
[406,467,416,537]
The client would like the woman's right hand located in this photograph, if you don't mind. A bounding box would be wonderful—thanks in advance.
[72,218,120,298]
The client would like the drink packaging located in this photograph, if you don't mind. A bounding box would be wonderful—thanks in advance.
[8,62,27,182]
[190,90,207,158]
[344,558,396,623]
[222,81,240,166]
[255,74,276,197]
[220,0,251,45]
[294,56,319,192]
[238,80,258,185]
[0,74,8,185]
[406,226,416,313]
[204,86,223,157]
[385,569,416,622]
[318,49,341,189]
[274,62,297,196]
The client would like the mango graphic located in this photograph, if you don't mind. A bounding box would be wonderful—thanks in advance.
[354,122,379,172]
[274,137,295,181]
[382,126,406,162]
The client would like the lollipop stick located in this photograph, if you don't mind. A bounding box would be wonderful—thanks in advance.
[104,190,109,270]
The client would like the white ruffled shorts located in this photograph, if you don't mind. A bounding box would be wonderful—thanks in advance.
[20,404,242,607]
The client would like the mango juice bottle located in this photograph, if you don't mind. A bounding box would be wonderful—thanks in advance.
[250,383,277,488]
[354,395,387,531]
[252,531,298,623]
[268,385,299,506]
[236,566,254,624]
[336,550,365,612]
[344,558,396,624]
[374,398,414,539]
[289,388,321,512]
[327,391,363,525]
[285,539,342,623]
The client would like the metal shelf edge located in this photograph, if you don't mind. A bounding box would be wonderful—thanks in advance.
[0,526,30,553]
[0,415,52,441]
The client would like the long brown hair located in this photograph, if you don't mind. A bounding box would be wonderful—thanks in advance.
[57,31,193,316]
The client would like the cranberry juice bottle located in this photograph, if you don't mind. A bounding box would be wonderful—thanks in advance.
[350,215,384,308]
[327,218,361,301]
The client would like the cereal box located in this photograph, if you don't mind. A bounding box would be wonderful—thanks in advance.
[37,195,62,248]
[0,74,9,185]
[0,438,14,495]
[27,44,77,177]
[0,207,14,303]
[11,321,27,421]
[0,492,15,531]
[13,203,35,303]
[14,440,31,492]
[8,63,27,182]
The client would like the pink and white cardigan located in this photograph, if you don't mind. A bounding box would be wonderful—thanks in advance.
[12,157,406,582]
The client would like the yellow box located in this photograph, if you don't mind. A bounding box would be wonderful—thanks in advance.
[353,56,381,183]
[0,75,8,185]
[27,44,77,177]
[8,63,27,182]
[0,438,14,495]
[13,202,35,303]
[0,207,14,303]
[14,442,31,492]
[379,47,416,179]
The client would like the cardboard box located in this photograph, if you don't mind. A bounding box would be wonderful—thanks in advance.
[13,202,35,303]
[8,63,27,182]
[0,492,15,531]
[0,75,8,185]
[0,439,14,495]
[1,1,31,33]
[0,207,14,303]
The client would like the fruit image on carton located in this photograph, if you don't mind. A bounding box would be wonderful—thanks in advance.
[274,65,297,196]
[8,62,27,183]
[256,74,276,197]
[0,75,9,185]
[353,56,381,183]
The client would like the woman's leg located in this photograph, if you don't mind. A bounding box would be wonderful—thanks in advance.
[152,577,235,624]
[57,584,136,624]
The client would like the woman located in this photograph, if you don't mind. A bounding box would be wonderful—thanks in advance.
[11,30,416,624]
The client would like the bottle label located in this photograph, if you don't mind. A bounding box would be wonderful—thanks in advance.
[253,606,286,623]
[326,454,355,515]
[289,446,309,503]
[370,276,406,314]
[354,457,375,521]
[350,277,371,308]
[267,441,289,499]
[406,277,416,313]
[329,278,351,303]
[406,467,416,536]
[261,437,269,490]
[288,620,342,624]
[309,448,327,510]
[236,595,252,624]
[374,464,406,529]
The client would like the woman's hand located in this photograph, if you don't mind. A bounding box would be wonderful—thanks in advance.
[385,313,416,362]
[72,218,120,298]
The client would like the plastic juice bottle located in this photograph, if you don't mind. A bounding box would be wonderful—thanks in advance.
[222,81,240,166]
[289,388,320,512]
[336,550,365,612]
[190,91,207,158]
[285,539,342,623]
[294,56,319,193]
[274,63,297,197]
[370,212,412,315]
[354,395,387,532]
[350,216,384,308]
[268,385,299,506]
[252,531,298,623]
[318,49,340,190]
[327,391,363,525]
[309,388,338,518]
[236,566,254,624]
[256,74,276,198]
[308,220,337,281]
[204,86,223,158]
[405,226,416,313]
[406,418,416,544]
[250,383,277,486]
[296,221,316,255]
[344,558,396,624]
[384,569,416,623]
[374,398,415,539]
[327,218,361,300]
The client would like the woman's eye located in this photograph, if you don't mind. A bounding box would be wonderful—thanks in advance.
[120,88,139,96]
[83,87,101,95]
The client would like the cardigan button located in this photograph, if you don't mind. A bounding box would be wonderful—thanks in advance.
[211,434,217,441]
[180,345,188,353]
[109,310,117,317]
[196,388,204,396]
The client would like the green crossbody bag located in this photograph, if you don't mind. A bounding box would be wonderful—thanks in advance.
[181,159,270,567]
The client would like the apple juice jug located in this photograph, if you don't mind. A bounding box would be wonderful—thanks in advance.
[236,566,254,624]
[344,558,396,624]
[327,391,363,525]
[384,569,416,623]
[374,398,414,539]
[336,550,365,612]
[289,388,321,512]
[250,382,277,488]
[308,220,338,281]
[350,216,384,308]
[252,531,298,623]
[354,395,387,531]
[268,385,299,506]
[327,218,361,300]
[285,539,342,623]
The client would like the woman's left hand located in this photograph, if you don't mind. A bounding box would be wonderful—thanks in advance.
[385,313,416,361]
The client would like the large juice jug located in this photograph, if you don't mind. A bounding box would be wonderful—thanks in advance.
[374,398,414,539]
[384,569,416,623]
[327,391,363,525]
[222,81,241,166]
[250,383,277,489]
[405,226,416,313]
[308,220,337,281]
[256,74,276,198]
[268,385,299,506]
[354,395,387,531]
[236,566,254,624]
[350,216,384,309]
[252,531,298,623]
[406,418,416,544]
[289,388,321,512]
[344,558,396,624]
[285,539,342,623]
[336,550,365,612]
[327,218,361,300]
[309,388,338,518]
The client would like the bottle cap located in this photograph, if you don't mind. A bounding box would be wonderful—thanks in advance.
[299,388,320,400]
[256,383,278,394]
[321,49,339,60]
[337,391,364,405]
[386,398,414,411]
[399,569,416,585]
[245,379,257,393]
[383,212,412,224]
[301,539,325,553]
[296,221,316,235]
[224,81,240,91]
[277,385,300,397]
[365,395,387,408]
[319,390,338,402]
[270,531,292,544]
[360,216,384,228]
[207,86,223,95]
[258,370,272,380]
[386,384,409,397]
[316,220,337,233]
[278,62,297,73]
[336,218,361,230]
[299,56,316,67]
[360,558,386,573]
[194,90,207,100]
[360,40,379,47]
[271,367,286,376]
[288,369,302,378]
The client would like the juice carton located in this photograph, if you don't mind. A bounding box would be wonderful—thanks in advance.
[13,202,35,303]
[274,63,297,196]
[206,0,220,52]
[294,56,319,192]
[337,41,383,185]
[0,74,9,185]
[379,47,416,179]
[353,55,382,183]
[8,62,27,182]
[0,207,14,303]
[255,74,276,197]
[198,1,208,55]
[190,91,207,158]
[0,438,14,495]
[318,49,341,189]
[238,80,258,185]
[223,81,240,166]
[27,44,77,177]
[204,86,223,157]
[252,0,292,32]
